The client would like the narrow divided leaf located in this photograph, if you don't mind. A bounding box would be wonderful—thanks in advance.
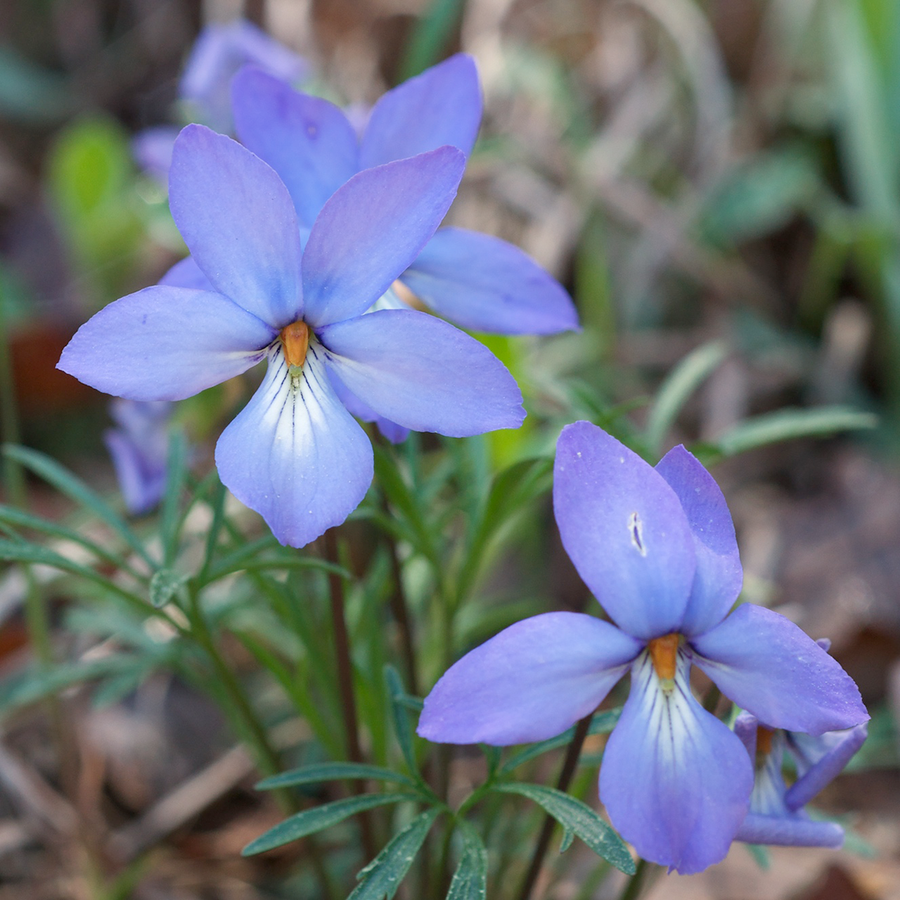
[3,445,154,567]
[242,792,418,856]
[446,822,487,900]
[148,568,188,608]
[256,762,416,791]
[493,783,634,875]
[349,807,442,900]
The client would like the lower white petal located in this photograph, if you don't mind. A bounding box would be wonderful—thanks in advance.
[215,342,373,547]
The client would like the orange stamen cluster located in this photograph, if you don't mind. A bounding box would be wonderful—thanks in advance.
[280,320,310,369]
[648,633,680,684]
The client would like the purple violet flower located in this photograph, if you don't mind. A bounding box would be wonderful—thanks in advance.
[133,19,308,181]
[58,125,525,547]
[103,399,174,515]
[417,421,868,874]
[733,702,867,847]
[181,20,308,134]
[228,55,579,338]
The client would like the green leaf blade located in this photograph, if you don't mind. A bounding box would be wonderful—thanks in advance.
[242,792,418,856]
[349,807,442,900]
[712,406,877,458]
[256,762,416,791]
[446,823,487,900]
[493,783,634,875]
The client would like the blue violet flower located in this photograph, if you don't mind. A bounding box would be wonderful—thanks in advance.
[417,421,868,874]
[59,125,525,547]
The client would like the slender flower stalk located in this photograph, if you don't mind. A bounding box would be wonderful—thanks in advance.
[517,713,593,900]
[323,529,377,861]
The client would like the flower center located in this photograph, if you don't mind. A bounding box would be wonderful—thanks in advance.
[755,725,775,764]
[648,633,680,689]
[280,320,310,369]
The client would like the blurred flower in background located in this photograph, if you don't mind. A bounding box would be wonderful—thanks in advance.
[132,19,309,182]
[103,398,177,516]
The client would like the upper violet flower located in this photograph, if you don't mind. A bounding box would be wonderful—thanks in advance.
[58,125,524,547]
[133,19,308,180]
[227,55,579,338]
[418,421,867,874]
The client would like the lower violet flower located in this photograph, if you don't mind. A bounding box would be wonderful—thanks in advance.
[59,125,524,547]
[418,421,868,874]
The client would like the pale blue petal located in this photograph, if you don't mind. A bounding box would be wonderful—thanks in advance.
[400,228,579,334]
[159,256,213,290]
[418,613,641,745]
[691,604,869,735]
[57,286,275,400]
[302,148,465,327]
[785,724,867,810]
[736,814,844,848]
[232,68,360,229]
[553,422,696,640]
[321,309,525,436]
[168,125,303,327]
[327,367,411,444]
[360,54,481,168]
[655,445,743,636]
[600,650,753,874]
[214,342,373,547]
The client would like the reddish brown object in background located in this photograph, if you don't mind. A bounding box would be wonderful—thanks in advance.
[9,321,96,418]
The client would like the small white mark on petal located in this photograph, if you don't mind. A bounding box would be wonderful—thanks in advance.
[628,511,647,555]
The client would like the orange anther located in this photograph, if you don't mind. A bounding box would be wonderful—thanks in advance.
[280,320,310,369]
[648,633,680,683]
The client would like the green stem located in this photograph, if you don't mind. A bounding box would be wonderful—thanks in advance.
[516,713,593,900]
[374,435,420,696]
[323,529,378,861]
[185,587,283,782]
[185,580,340,900]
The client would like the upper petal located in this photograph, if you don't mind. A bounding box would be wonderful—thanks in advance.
[553,422,696,640]
[400,228,580,335]
[159,255,214,290]
[417,612,641,745]
[654,445,743,636]
[168,124,303,327]
[360,54,482,169]
[301,147,465,327]
[232,68,360,229]
[57,286,275,400]
[599,650,753,874]
[690,604,869,735]
[215,343,374,547]
[320,309,525,437]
